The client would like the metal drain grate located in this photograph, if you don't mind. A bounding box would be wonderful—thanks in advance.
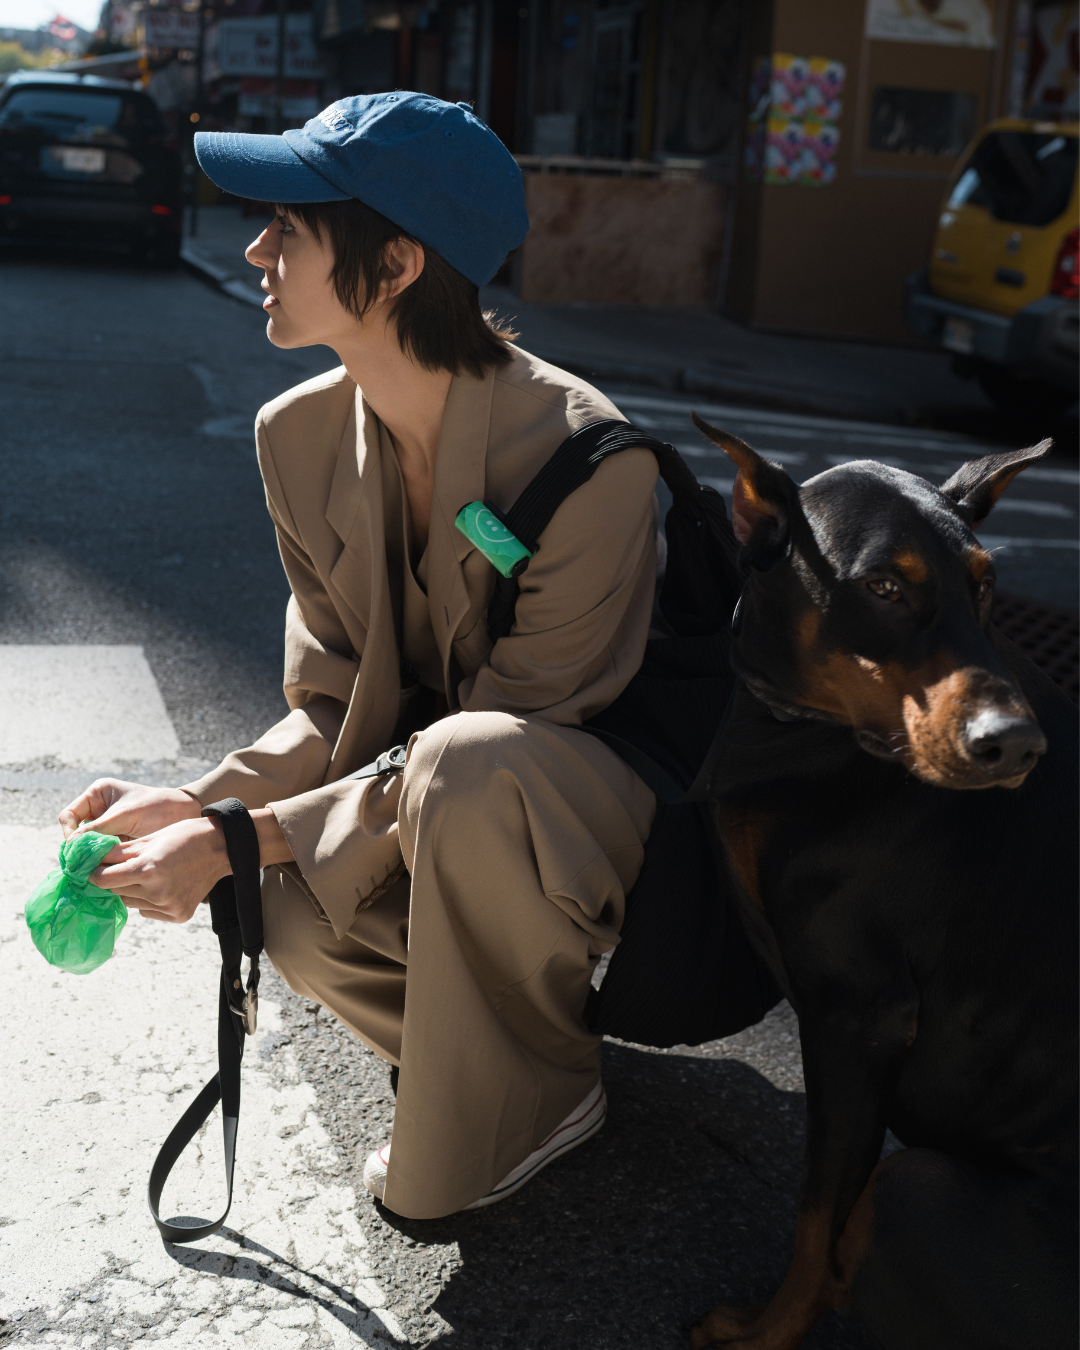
[993,592,1080,704]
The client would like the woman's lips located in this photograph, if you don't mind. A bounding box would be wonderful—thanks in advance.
[263,293,279,310]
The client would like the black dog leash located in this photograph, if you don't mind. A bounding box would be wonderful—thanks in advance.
[147,798,262,1244]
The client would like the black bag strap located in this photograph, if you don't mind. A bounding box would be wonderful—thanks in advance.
[485,419,704,642]
[147,798,262,1244]
[581,680,737,807]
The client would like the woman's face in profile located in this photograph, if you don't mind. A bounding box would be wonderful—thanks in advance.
[245,211,353,351]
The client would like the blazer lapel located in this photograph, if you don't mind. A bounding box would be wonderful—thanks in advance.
[427,369,494,699]
[324,389,403,778]
[324,388,383,637]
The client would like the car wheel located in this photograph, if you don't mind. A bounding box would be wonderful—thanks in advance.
[975,361,1078,420]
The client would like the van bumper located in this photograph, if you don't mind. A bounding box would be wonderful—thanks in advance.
[905,267,1079,392]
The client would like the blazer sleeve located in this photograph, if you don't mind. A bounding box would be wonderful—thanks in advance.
[457,447,659,725]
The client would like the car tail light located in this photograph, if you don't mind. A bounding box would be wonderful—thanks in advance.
[0,196,12,206]
[151,204,173,216]
[1051,227,1078,300]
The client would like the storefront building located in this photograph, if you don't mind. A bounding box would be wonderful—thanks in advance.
[66,0,1079,340]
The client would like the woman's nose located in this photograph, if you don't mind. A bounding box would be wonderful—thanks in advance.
[245,229,276,270]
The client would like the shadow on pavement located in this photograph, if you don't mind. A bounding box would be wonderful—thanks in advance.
[391,1043,874,1350]
[270,969,876,1348]
[164,1229,393,1346]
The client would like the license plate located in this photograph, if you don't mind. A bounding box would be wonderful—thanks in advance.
[942,316,975,355]
[52,147,106,174]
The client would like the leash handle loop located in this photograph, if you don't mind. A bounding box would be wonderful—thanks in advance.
[146,798,262,1245]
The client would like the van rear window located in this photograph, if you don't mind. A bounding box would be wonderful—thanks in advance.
[948,131,1078,227]
[0,88,163,135]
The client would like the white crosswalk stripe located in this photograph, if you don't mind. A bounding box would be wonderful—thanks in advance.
[0,646,179,766]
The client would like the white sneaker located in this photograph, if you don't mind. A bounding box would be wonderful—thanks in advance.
[362,1080,607,1210]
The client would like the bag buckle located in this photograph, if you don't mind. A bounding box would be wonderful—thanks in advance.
[230,973,259,1035]
[230,987,258,1036]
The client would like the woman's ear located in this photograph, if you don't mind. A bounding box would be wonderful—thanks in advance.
[380,238,426,301]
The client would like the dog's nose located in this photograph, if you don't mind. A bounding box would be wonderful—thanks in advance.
[963,708,1047,779]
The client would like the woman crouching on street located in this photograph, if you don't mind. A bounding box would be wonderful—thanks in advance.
[59,93,658,1219]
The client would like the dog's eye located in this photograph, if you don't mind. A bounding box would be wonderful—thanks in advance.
[867,578,901,601]
[977,578,993,603]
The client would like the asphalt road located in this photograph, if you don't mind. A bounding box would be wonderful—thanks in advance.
[0,247,1075,1350]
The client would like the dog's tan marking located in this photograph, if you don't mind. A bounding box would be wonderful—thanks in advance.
[691,1207,843,1348]
[894,550,928,584]
[791,613,1039,789]
[901,668,1035,789]
[968,545,992,581]
[716,805,772,911]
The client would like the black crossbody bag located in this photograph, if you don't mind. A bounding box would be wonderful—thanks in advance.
[481,419,781,1048]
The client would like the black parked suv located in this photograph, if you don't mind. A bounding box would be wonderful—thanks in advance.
[0,71,183,265]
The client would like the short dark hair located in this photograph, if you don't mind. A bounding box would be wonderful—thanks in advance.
[278,198,516,378]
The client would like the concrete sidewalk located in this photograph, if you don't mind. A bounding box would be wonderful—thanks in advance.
[180,205,1040,434]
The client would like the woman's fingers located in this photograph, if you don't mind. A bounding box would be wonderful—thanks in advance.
[79,805,146,840]
[59,779,125,836]
[58,781,201,843]
[86,817,229,925]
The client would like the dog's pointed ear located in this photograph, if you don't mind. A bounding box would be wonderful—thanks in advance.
[941,440,1052,527]
[692,412,795,558]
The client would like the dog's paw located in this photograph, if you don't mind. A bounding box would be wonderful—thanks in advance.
[689,1302,766,1347]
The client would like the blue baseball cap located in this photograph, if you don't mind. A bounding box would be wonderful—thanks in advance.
[195,92,529,286]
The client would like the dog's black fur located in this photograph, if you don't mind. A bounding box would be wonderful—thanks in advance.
[688,417,1078,1350]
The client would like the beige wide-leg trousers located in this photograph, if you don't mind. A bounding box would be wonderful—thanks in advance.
[261,710,655,1219]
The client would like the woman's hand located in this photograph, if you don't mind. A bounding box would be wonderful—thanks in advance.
[59,779,201,841]
[90,808,294,924]
[92,816,231,923]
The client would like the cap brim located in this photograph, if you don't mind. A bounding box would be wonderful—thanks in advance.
[195,131,350,203]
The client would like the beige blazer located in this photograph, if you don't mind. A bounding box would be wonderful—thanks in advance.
[183,346,658,931]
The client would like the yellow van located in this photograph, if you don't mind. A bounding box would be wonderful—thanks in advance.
[906,118,1078,417]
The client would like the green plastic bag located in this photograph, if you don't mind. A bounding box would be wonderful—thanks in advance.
[25,831,127,975]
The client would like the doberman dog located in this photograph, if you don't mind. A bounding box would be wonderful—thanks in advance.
[687,415,1078,1350]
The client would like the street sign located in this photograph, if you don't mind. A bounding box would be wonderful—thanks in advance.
[212,16,324,79]
[144,9,201,50]
[238,77,321,119]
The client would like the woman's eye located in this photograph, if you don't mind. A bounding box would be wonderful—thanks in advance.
[277,217,294,234]
[867,578,901,601]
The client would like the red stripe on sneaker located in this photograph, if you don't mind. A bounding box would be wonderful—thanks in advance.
[484,1101,607,1199]
[536,1090,604,1151]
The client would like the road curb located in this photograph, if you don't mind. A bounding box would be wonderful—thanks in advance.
[176,256,923,427]
[181,241,265,309]
[532,347,915,426]
[175,255,911,423]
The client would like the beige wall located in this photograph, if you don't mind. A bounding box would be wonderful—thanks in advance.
[519,171,726,306]
[727,0,1016,341]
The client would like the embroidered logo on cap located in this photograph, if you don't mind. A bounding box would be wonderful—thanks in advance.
[318,105,349,132]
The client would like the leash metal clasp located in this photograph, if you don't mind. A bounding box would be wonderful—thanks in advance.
[231,986,258,1036]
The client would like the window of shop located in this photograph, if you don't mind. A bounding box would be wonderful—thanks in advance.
[868,87,977,157]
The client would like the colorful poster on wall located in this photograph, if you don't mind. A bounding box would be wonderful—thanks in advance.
[770,53,810,117]
[765,117,842,186]
[806,57,846,122]
[751,53,845,186]
[865,0,996,49]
